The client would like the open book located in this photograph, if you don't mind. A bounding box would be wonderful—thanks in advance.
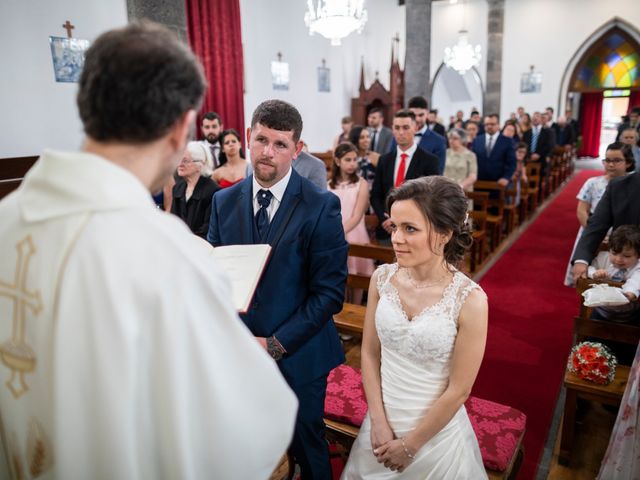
[211,244,272,313]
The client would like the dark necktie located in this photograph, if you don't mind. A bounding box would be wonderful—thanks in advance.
[531,128,540,153]
[486,135,494,156]
[371,129,378,151]
[255,189,273,241]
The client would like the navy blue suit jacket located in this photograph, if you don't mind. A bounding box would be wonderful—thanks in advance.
[207,169,347,386]
[389,129,447,174]
[471,133,516,182]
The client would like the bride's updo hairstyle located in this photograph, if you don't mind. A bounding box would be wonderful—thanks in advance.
[387,176,473,267]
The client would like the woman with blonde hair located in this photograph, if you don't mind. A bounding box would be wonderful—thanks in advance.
[171,141,219,238]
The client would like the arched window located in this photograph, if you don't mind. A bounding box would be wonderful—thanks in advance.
[571,28,640,90]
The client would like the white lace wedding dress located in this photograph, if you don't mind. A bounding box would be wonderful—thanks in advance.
[341,263,487,479]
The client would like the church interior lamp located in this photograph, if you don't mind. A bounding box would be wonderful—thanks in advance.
[444,30,482,74]
[305,0,368,46]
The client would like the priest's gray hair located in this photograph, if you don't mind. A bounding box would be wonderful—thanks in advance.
[186,141,213,177]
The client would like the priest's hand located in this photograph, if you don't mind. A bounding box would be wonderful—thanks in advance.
[572,263,588,282]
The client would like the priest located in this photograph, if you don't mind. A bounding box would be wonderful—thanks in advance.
[0,22,296,479]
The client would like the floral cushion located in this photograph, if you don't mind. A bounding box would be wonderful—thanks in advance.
[465,396,527,472]
[324,364,368,426]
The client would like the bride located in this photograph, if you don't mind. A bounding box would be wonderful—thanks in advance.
[341,176,488,479]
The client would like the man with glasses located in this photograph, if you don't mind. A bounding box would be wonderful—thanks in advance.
[471,113,516,186]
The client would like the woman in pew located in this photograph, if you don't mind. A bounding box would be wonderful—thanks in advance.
[563,142,635,286]
[349,125,380,190]
[211,129,249,188]
[329,142,374,304]
[443,128,477,192]
[342,176,488,479]
[171,141,219,238]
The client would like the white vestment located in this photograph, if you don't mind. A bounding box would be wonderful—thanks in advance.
[0,150,297,480]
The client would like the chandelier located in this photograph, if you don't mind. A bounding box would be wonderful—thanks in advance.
[444,30,481,74]
[305,0,368,46]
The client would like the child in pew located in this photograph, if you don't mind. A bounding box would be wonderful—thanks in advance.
[328,142,374,305]
[588,224,640,322]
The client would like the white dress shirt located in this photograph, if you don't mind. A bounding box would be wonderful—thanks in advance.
[588,252,640,297]
[394,143,417,185]
[486,132,498,153]
[252,167,292,221]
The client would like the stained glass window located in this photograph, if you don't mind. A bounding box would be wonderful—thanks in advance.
[572,30,640,90]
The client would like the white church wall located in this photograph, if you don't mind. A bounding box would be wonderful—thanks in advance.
[501,0,640,122]
[0,0,128,158]
[239,0,405,152]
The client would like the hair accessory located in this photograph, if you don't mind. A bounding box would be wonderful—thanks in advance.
[567,341,617,385]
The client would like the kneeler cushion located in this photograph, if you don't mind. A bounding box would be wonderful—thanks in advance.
[464,396,527,472]
[324,364,368,426]
[324,365,527,473]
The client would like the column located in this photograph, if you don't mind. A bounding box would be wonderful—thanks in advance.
[404,0,432,103]
[484,0,504,115]
[126,0,187,42]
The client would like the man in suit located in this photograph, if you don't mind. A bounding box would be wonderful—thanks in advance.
[572,170,640,282]
[523,111,555,175]
[200,111,224,168]
[208,99,347,479]
[371,109,440,243]
[388,96,446,174]
[293,149,327,190]
[367,107,393,154]
[428,109,447,137]
[471,114,516,186]
[551,116,576,147]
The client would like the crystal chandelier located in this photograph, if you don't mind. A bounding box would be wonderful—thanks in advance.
[305,0,368,46]
[444,30,481,74]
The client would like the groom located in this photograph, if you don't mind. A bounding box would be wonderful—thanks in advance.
[208,99,348,478]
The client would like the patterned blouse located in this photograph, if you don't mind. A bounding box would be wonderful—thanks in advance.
[576,175,609,214]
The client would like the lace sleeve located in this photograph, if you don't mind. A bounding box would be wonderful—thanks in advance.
[375,263,396,295]
[452,277,486,326]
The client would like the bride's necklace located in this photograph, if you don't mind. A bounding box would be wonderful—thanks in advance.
[404,268,448,289]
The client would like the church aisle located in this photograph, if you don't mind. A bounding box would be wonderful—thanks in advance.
[470,170,601,480]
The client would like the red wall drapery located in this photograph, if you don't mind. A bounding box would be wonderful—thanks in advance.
[185,0,245,141]
[578,92,603,158]
[628,90,640,112]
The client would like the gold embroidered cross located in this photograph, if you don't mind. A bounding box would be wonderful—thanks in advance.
[0,236,42,398]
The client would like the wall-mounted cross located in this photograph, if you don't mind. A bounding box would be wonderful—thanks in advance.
[62,20,75,38]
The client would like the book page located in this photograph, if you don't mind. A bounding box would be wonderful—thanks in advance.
[211,244,272,313]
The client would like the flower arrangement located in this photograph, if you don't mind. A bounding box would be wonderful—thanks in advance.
[567,341,618,385]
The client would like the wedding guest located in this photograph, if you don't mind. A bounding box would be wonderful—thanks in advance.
[349,125,380,189]
[465,121,479,149]
[328,142,374,304]
[501,121,519,146]
[564,142,634,286]
[620,127,640,170]
[518,113,532,138]
[342,176,488,477]
[212,129,248,189]
[171,141,219,237]
[444,128,477,192]
[333,116,354,150]
[511,142,529,206]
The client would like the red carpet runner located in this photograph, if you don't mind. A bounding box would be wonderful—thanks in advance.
[471,170,601,479]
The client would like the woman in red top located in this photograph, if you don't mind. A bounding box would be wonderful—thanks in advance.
[212,129,248,188]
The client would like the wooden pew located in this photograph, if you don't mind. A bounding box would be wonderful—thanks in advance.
[465,191,489,273]
[333,243,395,335]
[311,150,334,174]
[472,181,506,251]
[524,162,541,213]
[559,277,639,465]
[0,155,38,200]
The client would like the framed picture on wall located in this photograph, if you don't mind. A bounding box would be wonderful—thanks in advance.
[317,66,330,92]
[49,36,90,83]
[271,61,289,91]
[521,71,542,93]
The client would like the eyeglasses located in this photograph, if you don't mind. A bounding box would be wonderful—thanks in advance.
[180,158,203,165]
[602,158,625,164]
